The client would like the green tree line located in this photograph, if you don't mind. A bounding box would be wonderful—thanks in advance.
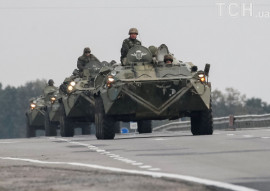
[212,88,270,117]
[0,81,269,139]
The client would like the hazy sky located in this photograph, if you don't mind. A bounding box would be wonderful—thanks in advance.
[1,0,270,103]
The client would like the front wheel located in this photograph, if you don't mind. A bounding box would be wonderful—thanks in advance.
[191,106,213,135]
[26,115,35,138]
[137,120,152,134]
[44,110,57,136]
[95,96,116,140]
[60,104,74,137]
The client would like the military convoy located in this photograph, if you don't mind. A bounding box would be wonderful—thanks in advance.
[26,44,213,139]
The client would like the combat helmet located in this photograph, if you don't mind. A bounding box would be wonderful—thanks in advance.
[164,54,173,63]
[83,47,91,54]
[148,46,158,57]
[48,79,54,86]
[129,28,138,35]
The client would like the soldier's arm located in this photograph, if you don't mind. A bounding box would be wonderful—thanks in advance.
[77,57,85,70]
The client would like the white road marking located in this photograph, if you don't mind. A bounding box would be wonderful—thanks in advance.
[0,157,258,191]
[261,137,270,139]
[132,162,143,166]
[153,138,166,141]
[96,149,106,152]
[139,165,152,169]
[149,168,161,171]
[52,138,160,171]
[227,134,235,136]
[0,142,19,144]
[109,155,120,158]
[243,135,253,138]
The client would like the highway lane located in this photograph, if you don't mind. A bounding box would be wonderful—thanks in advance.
[1,128,270,191]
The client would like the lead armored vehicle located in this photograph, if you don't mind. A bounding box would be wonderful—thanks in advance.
[94,44,213,139]
[25,96,45,137]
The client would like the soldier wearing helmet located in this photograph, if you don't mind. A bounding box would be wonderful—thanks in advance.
[164,54,174,65]
[43,79,58,100]
[48,79,54,86]
[120,28,141,64]
[77,47,100,71]
[148,46,158,64]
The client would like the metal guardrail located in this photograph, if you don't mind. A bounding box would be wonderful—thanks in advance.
[154,114,270,132]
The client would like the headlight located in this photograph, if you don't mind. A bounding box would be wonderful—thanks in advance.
[30,103,36,109]
[68,85,73,91]
[50,97,56,103]
[108,77,115,83]
[70,81,76,86]
[107,75,115,87]
[198,74,204,78]
[198,73,205,82]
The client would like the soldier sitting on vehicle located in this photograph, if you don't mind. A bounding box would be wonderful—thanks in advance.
[120,28,141,65]
[77,47,100,71]
[164,54,174,66]
[43,79,58,101]
[148,45,158,65]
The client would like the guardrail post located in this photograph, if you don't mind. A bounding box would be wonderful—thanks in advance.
[228,115,236,130]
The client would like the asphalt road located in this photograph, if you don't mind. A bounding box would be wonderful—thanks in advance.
[1,128,270,191]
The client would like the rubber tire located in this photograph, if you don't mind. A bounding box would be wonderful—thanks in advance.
[26,115,35,138]
[115,122,121,134]
[191,100,213,135]
[44,111,57,136]
[137,120,152,134]
[60,104,74,137]
[95,96,116,140]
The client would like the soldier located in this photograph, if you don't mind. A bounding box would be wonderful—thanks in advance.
[48,79,54,86]
[120,28,141,65]
[43,79,57,100]
[148,46,158,64]
[164,54,173,65]
[77,47,100,71]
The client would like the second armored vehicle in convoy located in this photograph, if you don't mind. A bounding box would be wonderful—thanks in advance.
[94,44,213,139]
[59,63,103,137]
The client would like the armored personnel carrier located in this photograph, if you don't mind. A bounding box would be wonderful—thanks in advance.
[94,44,213,139]
[43,86,61,136]
[25,96,45,137]
[59,62,103,137]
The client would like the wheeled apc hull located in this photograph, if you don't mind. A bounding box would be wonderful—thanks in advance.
[25,96,45,137]
[94,45,213,139]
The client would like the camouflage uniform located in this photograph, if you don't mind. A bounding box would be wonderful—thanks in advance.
[43,79,57,101]
[120,38,141,61]
[77,47,100,71]
[120,28,141,62]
